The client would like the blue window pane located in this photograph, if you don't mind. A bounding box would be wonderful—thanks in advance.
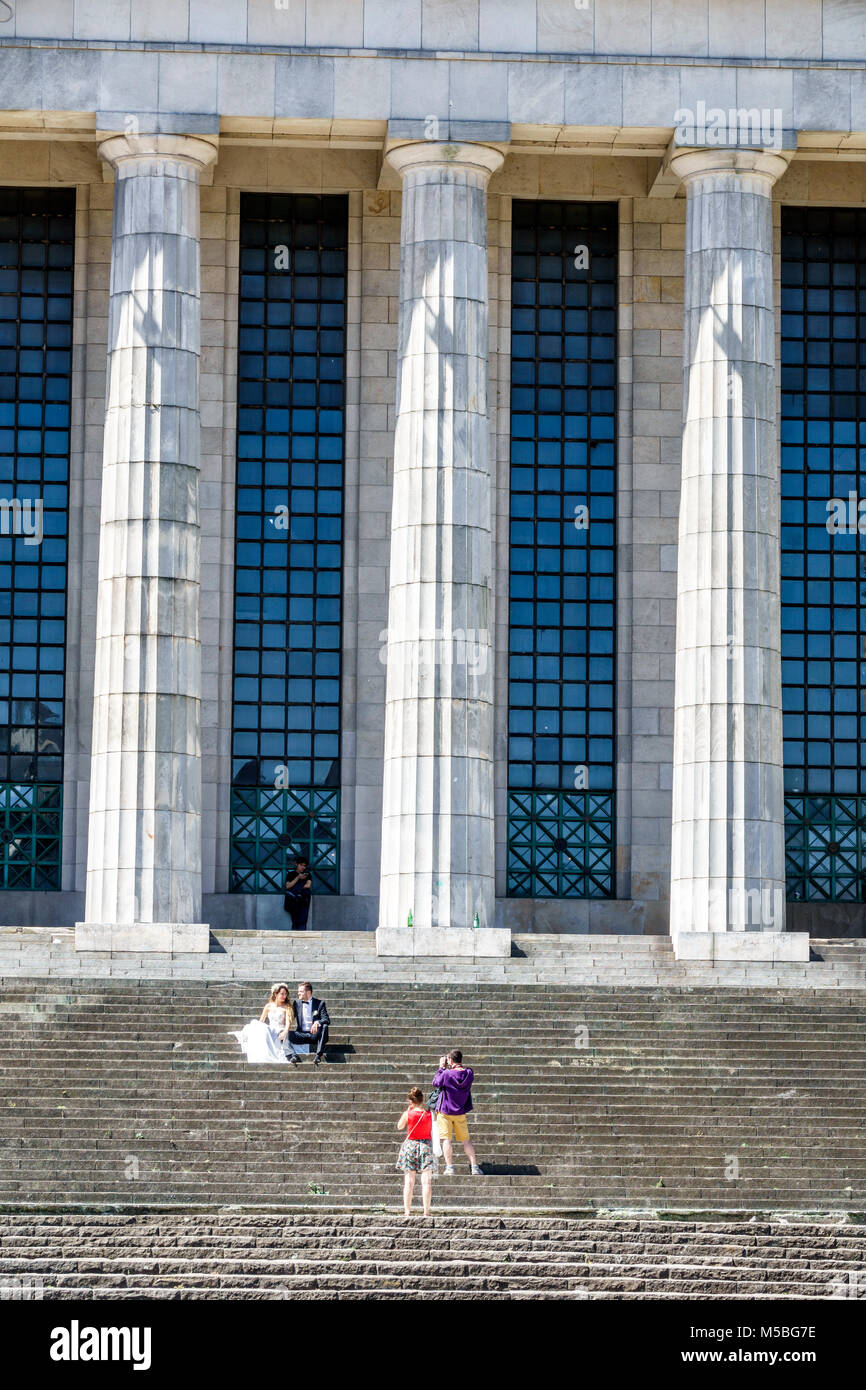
[0,186,73,888]
[230,193,346,894]
[507,200,616,900]
[782,205,866,902]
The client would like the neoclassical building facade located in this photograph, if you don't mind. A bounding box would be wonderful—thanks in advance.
[0,1,863,955]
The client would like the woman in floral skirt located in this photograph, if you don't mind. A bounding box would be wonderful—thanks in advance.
[395,1086,434,1218]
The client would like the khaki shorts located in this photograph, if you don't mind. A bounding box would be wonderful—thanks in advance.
[436,1112,470,1143]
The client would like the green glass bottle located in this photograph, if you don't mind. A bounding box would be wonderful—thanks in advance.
[407,910,413,928]
[473,912,479,930]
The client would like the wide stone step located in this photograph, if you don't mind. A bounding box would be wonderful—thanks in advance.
[3,1247,855,1271]
[31,1286,840,1301]
[7,977,843,987]
[2,1190,859,1207]
[23,1279,841,1298]
[4,1266,848,1290]
[1,1234,861,1267]
[3,1267,854,1297]
[2,1229,861,1255]
[2,1214,862,1234]
[2,1246,861,1272]
[7,1024,866,1040]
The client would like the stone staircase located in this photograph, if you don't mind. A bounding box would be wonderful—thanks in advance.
[2,978,866,1213]
[1,1212,864,1299]
[0,929,864,989]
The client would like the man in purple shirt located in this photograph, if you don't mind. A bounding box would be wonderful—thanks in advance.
[431,1049,484,1177]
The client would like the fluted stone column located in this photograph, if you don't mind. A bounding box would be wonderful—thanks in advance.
[76,133,217,952]
[376,140,508,957]
[669,148,806,963]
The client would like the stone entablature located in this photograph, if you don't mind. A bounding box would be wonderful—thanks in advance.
[0,0,863,65]
[0,37,865,151]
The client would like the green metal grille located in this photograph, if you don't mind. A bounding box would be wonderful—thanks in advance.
[507,790,614,898]
[0,782,61,889]
[230,787,339,895]
[785,795,866,902]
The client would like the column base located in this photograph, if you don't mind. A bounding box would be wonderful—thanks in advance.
[376,926,511,958]
[674,932,810,963]
[75,923,211,953]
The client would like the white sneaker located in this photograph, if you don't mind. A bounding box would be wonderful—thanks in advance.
[443,1166,455,1176]
[471,1165,484,1175]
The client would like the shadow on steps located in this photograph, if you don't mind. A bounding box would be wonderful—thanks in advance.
[478,1164,542,1177]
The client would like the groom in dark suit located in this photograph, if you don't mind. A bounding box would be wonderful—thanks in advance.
[286,981,330,1067]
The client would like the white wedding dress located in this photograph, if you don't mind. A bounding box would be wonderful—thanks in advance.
[231,1005,289,1064]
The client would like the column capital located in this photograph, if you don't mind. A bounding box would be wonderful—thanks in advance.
[97,132,218,176]
[667,145,793,189]
[385,140,505,182]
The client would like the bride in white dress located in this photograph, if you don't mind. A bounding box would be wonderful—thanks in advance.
[231,983,296,1064]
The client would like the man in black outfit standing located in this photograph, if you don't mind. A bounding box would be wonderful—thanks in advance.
[283,856,312,930]
[286,980,330,1067]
